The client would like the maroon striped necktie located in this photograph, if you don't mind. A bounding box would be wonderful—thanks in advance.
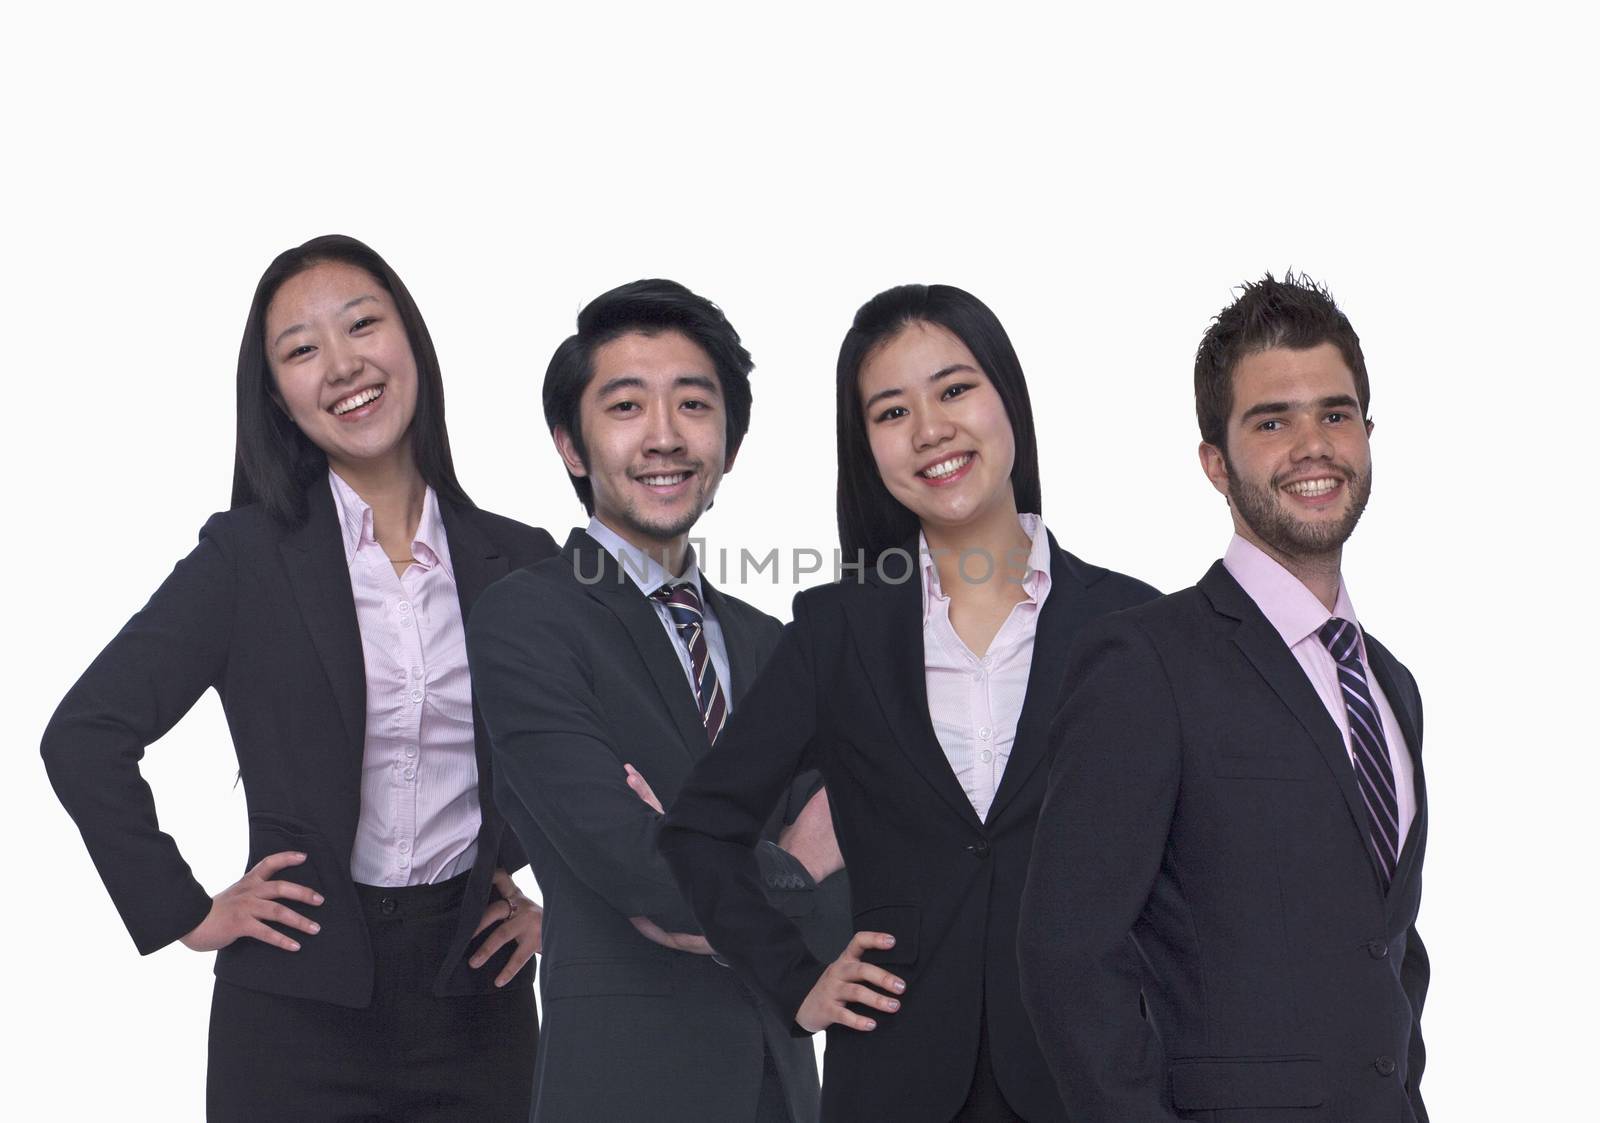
[1318,617,1400,885]
[650,582,727,745]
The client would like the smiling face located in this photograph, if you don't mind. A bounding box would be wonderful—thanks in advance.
[1201,341,1374,564]
[555,329,732,559]
[858,320,1018,538]
[264,260,419,478]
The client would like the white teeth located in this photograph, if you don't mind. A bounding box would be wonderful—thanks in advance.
[1284,477,1339,496]
[920,453,972,479]
[332,386,382,415]
[641,472,688,487]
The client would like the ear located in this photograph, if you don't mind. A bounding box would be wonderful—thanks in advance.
[722,443,739,475]
[1365,417,1375,438]
[553,426,589,478]
[1199,441,1231,498]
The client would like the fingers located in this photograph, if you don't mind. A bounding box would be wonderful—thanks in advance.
[853,961,907,995]
[490,868,516,897]
[832,1002,880,1033]
[258,880,324,907]
[244,918,301,952]
[471,923,517,970]
[472,899,510,938]
[250,851,308,879]
[260,901,320,935]
[495,935,537,987]
[623,763,664,813]
[841,981,901,1014]
[845,930,897,958]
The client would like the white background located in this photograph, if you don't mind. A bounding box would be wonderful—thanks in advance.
[5,2,1594,1118]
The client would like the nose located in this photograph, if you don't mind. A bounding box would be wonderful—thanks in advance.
[1290,415,1334,460]
[913,405,957,453]
[643,400,687,458]
[323,335,363,384]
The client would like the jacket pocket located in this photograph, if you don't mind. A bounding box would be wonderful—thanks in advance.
[545,957,674,999]
[1169,1055,1325,1110]
[852,903,918,966]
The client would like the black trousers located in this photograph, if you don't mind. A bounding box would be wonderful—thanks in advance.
[207,875,537,1122]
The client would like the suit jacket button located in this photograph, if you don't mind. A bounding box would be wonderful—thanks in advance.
[969,840,991,860]
[380,897,398,915]
[1374,1056,1396,1077]
[1367,940,1389,959]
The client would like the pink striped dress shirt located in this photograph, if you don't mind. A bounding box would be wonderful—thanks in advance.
[1223,534,1417,846]
[329,471,481,887]
[921,514,1053,823]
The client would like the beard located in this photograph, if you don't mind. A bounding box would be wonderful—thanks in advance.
[1227,457,1373,558]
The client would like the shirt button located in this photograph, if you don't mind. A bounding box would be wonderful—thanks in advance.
[410,666,422,678]
[398,840,410,853]
[405,745,417,758]
[409,689,423,704]
[980,749,993,763]
[401,617,413,628]
[403,767,415,780]
[398,855,410,868]
[397,600,411,613]
[978,727,991,740]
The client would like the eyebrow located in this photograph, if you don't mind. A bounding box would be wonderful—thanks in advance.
[595,373,722,398]
[1239,394,1361,423]
[271,295,380,349]
[863,363,978,411]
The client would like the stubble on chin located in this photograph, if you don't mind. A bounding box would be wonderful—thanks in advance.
[1227,463,1374,558]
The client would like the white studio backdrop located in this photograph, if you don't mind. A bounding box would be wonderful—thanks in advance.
[5,2,1594,1118]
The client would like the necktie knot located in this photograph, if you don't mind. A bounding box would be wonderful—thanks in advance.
[1318,616,1361,665]
[651,581,704,616]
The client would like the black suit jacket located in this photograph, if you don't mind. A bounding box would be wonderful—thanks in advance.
[41,481,558,1008]
[1017,562,1429,1122]
[466,529,844,1123]
[660,535,1158,1122]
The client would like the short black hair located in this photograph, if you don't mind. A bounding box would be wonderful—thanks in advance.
[230,234,470,525]
[542,279,754,515]
[835,284,1042,561]
[1194,271,1369,452]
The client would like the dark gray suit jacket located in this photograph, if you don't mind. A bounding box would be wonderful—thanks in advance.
[467,529,845,1123]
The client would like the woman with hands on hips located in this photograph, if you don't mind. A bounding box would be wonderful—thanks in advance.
[659,285,1159,1122]
[41,235,556,1122]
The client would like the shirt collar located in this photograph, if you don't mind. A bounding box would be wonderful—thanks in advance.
[327,469,453,579]
[1222,533,1359,650]
[586,516,706,602]
[918,512,1053,623]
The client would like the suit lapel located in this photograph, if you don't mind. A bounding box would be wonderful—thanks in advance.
[566,530,707,764]
[986,538,1095,825]
[703,581,759,707]
[847,554,983,831]
[1365,633,1427,904]
[439,498,511,805]
[278,480,366,760]
[1200,562,1388,890]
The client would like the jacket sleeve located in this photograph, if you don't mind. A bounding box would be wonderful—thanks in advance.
[467,576,706,933]
[40,514,236,954]
[1402,922,1429,1122]
[1017,614,1186,1122]
[659,591,830,1032]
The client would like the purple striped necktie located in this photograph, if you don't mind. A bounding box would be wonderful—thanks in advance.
[650,582,727,745]
[1317,617,1400,886]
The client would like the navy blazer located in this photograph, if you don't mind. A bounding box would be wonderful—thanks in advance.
[42,480,558,1008]
[661,533,1158,1122]
[1018,562,1429,1122]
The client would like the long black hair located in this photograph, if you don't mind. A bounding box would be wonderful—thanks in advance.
[230,234,470,525]
[836,284,1041,561]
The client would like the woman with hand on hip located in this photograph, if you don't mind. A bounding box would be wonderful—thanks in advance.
[660,284,1158,1121]
[42,235,554,1121]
